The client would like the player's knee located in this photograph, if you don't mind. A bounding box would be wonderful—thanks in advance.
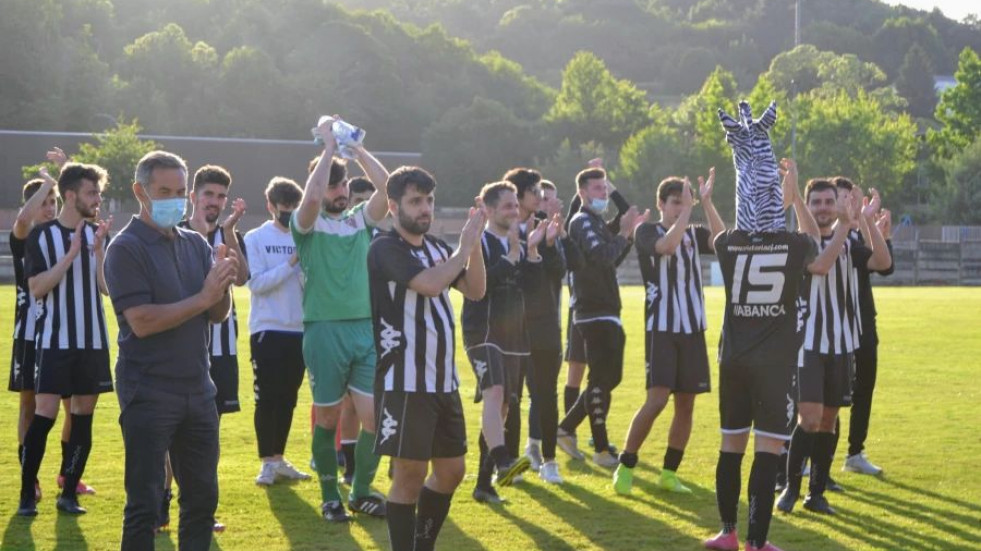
[798,417,821,433]
[314,405,341,428]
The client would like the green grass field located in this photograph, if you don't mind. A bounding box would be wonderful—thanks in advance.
[0,286,978,550]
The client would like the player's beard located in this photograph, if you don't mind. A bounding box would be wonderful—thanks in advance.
[399,210,431,235]
[76,198,99,220]
[323,196,348,214]
[204,207,220,224]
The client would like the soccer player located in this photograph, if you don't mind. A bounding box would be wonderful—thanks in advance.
[560,159,628,459]
[337,174,377,484]
[776,179,891,516]
[704,157,827,551]
[464,181,546,503]
[614,171,724,495]
[834,178,894,476]
[368,166,486,551]
[179,165,250,418]
[106,150,238,549]
[557,167,647,468]
[507,170,567,484]
[18,162,112,516]
[293,116,390,521]
[245,177,311,485]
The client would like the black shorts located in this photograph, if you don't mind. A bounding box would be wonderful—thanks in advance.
[579,320,625,391]
[250,331,305,407]
[9,339,37,392]
[719,361,795,440]
[210,355,241,414]
[646,331,711,393]
[373,390,467,461]
[563,313,586,364]
[466,344,523,404]
[797,351,854,408]
[34,348,112,396]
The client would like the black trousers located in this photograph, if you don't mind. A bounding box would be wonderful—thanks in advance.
[526,347,562,460]
[848,333,878,457]
[120,386,219,551]
[251,331,306,458]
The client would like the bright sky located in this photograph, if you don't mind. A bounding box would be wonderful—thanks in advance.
[882,0,978,21]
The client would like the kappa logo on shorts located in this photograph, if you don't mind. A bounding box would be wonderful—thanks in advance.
[379,318,402,358]
[16,288,26,309]
[785,392,795,426]
[473,359,488,382]
[795,297,809,332]
[380,407,399,445]
[646,282,660,304]
[12,359,20,381]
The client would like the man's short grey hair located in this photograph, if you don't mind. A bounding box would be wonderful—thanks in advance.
[135,150,188,188]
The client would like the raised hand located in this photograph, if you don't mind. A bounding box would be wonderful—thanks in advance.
[545,212,562,245]
[458,206,486,252]
[837,194,854,227]
[527,217,546,250]
[876,208,892,239]
[698,167,716,203]
[203,244,236,303]
[587,158,603,168]
[507,220,521,261]
[682,178,694,209]
[862,188,882,218]
[222,198,247,230]
[779,158,798,198]
[315,115,339,149]
[38,166,58,185]
[93,216,113,252]
[67,220,85,258]
[46,147,68,169]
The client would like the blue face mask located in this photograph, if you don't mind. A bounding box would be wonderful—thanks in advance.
[150,198,186,229]
[589,197,609,214]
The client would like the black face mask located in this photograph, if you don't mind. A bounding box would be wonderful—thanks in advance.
[277,210,293,228]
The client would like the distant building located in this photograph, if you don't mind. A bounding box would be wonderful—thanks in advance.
[933,75,956,96]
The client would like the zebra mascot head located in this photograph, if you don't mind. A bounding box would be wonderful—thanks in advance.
[718,100,784,233]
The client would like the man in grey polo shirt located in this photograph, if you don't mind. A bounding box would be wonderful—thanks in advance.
[104,150,239,551]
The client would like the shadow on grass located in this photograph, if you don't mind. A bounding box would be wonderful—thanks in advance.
[2,514,36,551]
[264,484,365,551]
[441,517,490,551]
[53,513,87,551]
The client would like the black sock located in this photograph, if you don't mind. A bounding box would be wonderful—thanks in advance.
[786,426,813,495]
[476,434,493,489]
[559,390,587,434]
[386,501,416,551]
[716,451,743,534]
[663,447,684,472]
[62,413,93,500]
[619,451,638,469]
[808,432,835,497]
[586,386,611,452]
[831,417,841,459]
[563,386,580,417]
[747,452,780,548]
[504,396,521,459]
[342,441,357,479]
[21,415,55,502]
[414,486,453,551]
[489,445,511,471]
[60,440,70,477]
[776,440,789,485]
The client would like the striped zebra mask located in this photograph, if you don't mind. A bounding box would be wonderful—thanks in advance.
[718,100,785,233]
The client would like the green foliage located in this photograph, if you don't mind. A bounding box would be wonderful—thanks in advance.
[546,51,651,151]
[21,119,159,201]
[796,91,917,200]
[934,137,981,223]
[421,97,539,206]
[929,48,981,160]
[896,44,938,119]
[535,139,607,197]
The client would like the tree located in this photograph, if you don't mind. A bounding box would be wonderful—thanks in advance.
[929,47,981,159]
[617,104,691,202]
[896,44,938,119]
[933,137,981,223]
[796,91,917,202]
[421,98,540,207]
[22,119,160,203]
[546,51,651,152]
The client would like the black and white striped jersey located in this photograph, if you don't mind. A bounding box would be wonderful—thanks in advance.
[178,223,245,357]
[24,220,109,350]
[800,235,872,355]
[10,234,37,342]
[368,230,461,393]
[635,223,712,334]
[461,230,540,355]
